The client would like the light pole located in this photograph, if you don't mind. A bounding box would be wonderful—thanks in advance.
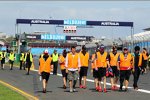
[131,27,134,52]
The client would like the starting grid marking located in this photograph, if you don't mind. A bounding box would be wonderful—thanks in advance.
[33,69,150,94]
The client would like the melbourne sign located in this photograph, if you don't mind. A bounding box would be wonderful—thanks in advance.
[41,34,66,40]
[64,19,86,25]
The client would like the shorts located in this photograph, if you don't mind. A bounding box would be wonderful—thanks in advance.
[93,69,99,78]
[98,68,106,79]
[111,66,119,77]
[120,70,131,81]
[9,60,14,64]
[1,58,5,64]
[142,60,147,69]
[61,69,67,77]
[80,67,88,77]
[68,70,78,81]
[26,62,32,68]
[41,72,50,82]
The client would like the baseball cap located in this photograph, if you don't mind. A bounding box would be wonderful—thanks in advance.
[44,49,48,53]
[99,44,105,50]
[100,44,105,48]
[123,47,128,50]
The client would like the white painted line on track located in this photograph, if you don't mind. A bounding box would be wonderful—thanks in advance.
[33,69,150,94]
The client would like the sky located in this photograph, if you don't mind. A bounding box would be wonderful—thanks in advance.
[0,1,150,40]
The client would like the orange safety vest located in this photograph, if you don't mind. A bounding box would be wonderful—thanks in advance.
[142,51,148,60]
[79,52,89,67]
[91,54,96,69]
[132,53,142,67]
[59,55,66,70]
[96,52,108,68]
[67,53,79,69]
[119,53,133,70]
[110,52,119,66]
[39,56,52,73]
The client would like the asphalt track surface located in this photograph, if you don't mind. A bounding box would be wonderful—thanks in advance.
[0,57,150,100]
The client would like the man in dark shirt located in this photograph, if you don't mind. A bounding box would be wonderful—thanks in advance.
[24,50,33,75]
[132,46,142,90]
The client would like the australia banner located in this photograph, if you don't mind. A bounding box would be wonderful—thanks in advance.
[16,19,133,27]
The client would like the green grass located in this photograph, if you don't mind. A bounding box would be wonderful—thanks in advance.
[0,83,27,100]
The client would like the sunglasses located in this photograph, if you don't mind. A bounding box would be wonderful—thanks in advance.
[123,49,128,51]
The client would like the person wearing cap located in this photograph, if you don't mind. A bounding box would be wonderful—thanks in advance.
[117,47,133,91]
[24,50,33,75]
[79,45,89,89]
[65,46,81,93]
[132,46,142,90]
[51,50,59,75]
[39,49,53,93]
[108,46,120,90]
[8,50,15,70]
[142,48,149,74]
[58,49,68,89]
[95,44,110,93]
[91,49,99,91]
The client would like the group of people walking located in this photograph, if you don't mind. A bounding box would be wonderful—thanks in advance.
[1,45,149,94]
[0,49,33,75]
[0,50,16,70]
[38,45,150,93]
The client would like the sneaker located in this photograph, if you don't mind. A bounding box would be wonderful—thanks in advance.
[79,85,83,88]
[114,86,119,90]
[98,87,102,92]
[73,88,77,92]
[134,87,138,90]
[82,86,87,89]
[124,88,128,92]
[96,87,99,91]
[119,87,123,92]
[103,88,107,93]
[111,86,115,91]
[43,88,46,93]
[70,88,73,93]
[63,85,67,89]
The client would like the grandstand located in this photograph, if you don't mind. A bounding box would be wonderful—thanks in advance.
[126,27,150,52]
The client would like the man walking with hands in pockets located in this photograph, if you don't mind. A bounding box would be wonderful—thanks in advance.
[65,46,81,93]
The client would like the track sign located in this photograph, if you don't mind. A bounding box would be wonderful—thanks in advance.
[64,26,76,33]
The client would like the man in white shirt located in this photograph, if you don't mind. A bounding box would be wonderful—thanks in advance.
[65,46,81,93]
